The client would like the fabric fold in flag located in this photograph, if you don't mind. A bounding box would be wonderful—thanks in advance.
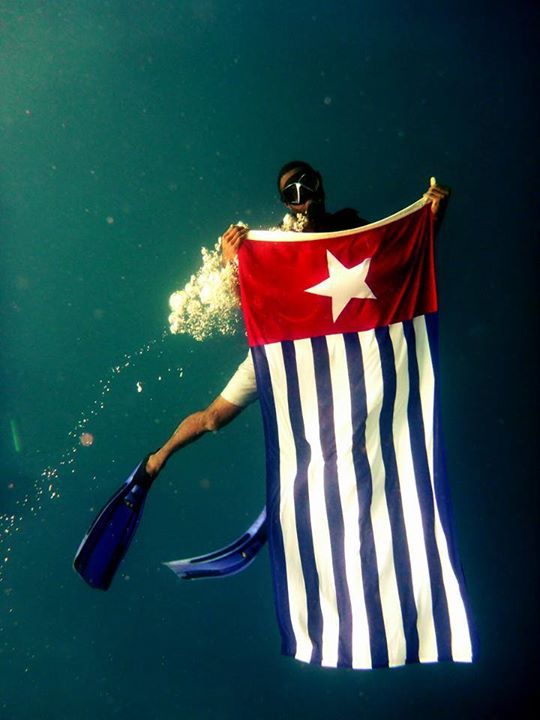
[238,198,477,670]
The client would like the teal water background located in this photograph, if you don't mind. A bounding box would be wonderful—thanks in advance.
[1,2,538,718]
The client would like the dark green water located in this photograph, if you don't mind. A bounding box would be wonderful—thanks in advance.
[1,2,538,718]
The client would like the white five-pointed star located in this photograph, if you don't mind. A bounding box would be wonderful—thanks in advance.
[305,250,377,322]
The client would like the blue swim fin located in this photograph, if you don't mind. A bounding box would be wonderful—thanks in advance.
[74,456,155,590]
[164,507,267,580]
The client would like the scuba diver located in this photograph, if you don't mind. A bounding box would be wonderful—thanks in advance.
[144,161,449,480]
[75,163,475,673]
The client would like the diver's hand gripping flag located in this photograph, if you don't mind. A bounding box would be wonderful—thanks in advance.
[238,198,477,670]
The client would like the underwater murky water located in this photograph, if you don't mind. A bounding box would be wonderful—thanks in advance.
[0,2,537,718]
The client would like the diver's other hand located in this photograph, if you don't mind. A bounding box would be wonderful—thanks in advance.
[145,451,166,478]
[423,176,451,217]
[221,224,248,266]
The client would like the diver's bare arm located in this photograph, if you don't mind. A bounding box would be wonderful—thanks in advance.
[145,395,243,477]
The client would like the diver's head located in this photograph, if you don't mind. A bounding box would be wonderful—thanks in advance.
[277,161,325,218]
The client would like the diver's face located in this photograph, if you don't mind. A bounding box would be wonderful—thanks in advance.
[279,168,323,216]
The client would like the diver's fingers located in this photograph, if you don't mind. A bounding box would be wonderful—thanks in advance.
[424,186,450,204]
[228,231,246,249]
[221,225,236,242]
[423,179,451,215]
[426,188,446,200]
[222,224,248,243]
[234,226,249,243]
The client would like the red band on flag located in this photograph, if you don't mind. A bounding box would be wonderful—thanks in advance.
[238,203,437,347]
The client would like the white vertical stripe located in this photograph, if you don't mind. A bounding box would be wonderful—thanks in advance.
[413,316,473,661]
[358,329,407,666]
[294,338,340,668]
[388,323,438,661]
[326,334,372,669]
[265,343,311,663]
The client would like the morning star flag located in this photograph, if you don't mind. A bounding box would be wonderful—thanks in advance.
[237,198,477,670]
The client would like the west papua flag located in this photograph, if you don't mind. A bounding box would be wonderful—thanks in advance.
[236,198,477,669]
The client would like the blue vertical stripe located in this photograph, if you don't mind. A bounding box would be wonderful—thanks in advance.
[423,314,461,569]
[376,326,420,664]
[424,314,479,658]
[281,341,324,664]
[251,346,295,655]
[403,320,452,660]
[311,335,353,667]
[344,332,389,668]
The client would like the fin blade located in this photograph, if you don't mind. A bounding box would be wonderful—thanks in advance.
[74,458,154,590]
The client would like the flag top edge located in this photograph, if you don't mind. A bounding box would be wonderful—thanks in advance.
[246,197,429,243]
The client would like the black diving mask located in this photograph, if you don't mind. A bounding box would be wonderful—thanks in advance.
[280,171,321,206]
